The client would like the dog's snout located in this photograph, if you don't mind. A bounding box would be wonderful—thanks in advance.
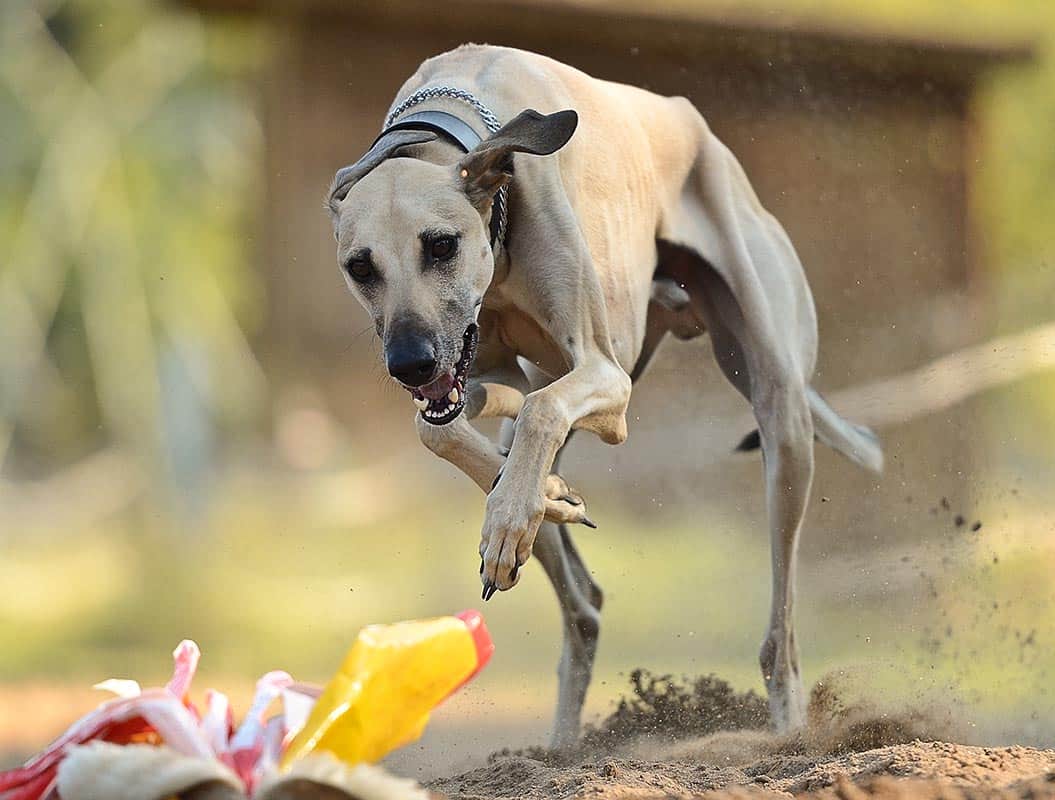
[386,332,438,386]
[389,351,438,386]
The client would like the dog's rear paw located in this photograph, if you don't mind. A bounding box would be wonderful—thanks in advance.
[544,474,596,528]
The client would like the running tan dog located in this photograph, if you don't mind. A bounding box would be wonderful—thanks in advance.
[326,44,883,746]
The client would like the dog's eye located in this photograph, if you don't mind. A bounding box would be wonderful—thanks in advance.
[345,259,374,282]
[429,236,457,262]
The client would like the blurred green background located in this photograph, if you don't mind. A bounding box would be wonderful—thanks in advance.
[1,0,1054,778]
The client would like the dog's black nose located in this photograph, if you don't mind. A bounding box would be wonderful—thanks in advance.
[386,337,438,386]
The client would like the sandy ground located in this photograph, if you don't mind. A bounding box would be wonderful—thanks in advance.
[429,673,1055,800]
[431,739,1055,800]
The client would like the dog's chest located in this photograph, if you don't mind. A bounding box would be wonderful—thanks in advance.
[486,301,568,378]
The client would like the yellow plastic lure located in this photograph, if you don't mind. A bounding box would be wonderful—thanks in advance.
[281,610,493,768]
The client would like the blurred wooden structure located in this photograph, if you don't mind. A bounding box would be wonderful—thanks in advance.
[181,0,1031,543]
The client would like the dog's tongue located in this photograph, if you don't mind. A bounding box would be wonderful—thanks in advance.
[419,372,455,401]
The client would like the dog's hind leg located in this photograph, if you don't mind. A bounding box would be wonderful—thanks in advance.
[534,519,601,749]
[558,524,603,612]
[499,420,601,749]
[752,378,814,732]
[697,269,814,732]
[691,267,815,733]
[660,104,824,732]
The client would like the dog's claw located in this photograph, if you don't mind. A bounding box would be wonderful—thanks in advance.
[544,473,595,527]
[581,516,597,529]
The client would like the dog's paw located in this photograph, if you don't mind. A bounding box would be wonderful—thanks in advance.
[479,489,545,599]
[544,474,596,528]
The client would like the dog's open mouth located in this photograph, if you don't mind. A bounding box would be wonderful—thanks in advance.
[408,324,478,425]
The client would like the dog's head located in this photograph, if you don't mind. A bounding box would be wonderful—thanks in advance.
[327,108,577,424]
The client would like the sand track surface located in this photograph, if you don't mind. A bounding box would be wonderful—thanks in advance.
[429,741,1055,800]
[429,672,1054,800]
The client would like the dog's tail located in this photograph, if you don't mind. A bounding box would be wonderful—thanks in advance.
[734,388,883,473]
[807,388,883,472]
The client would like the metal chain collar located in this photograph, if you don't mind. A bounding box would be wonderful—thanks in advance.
[384,86,508,251]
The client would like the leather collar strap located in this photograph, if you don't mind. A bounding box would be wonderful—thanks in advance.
[370,110,506,249]
[378,109,483,152]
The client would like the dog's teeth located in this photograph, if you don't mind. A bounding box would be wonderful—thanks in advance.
[413,397,428,410]
[448,388,460,403]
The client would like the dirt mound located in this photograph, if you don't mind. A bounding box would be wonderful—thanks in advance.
[484,671,771,769]
[488,670,949,768]
[429,672,1055,800]
[580,670,770,751]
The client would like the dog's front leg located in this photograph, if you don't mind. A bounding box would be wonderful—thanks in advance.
[465,381,525,421]
[480,359,631,596]
[416,413,504,494]
[415,407,593,526]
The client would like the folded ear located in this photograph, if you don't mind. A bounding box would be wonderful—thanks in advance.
[327,129,438,215]
[458,109,578,210]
